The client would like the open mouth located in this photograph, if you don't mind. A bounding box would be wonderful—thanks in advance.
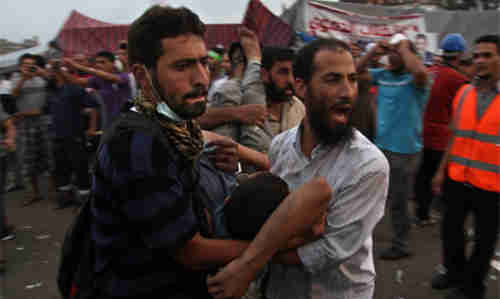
[185,96,206,104]
[331,105,352,124]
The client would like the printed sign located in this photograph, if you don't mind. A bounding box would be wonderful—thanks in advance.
[306,1,427,43]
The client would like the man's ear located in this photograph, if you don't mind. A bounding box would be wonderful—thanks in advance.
[131,64,147,90]
[295,78,307,100]
[131,64,156,102]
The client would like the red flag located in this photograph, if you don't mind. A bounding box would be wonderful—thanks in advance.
[242,0,294,47]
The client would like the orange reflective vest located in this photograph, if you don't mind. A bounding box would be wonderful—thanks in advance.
[447,84,500,193]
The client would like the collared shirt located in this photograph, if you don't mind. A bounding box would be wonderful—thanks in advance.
[267,96,305,137]
[266,126,389,299]
[471,78,500,119]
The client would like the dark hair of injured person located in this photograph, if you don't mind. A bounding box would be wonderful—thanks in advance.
[224,172,290,240]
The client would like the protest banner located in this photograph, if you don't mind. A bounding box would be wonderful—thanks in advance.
[305,0,428,45]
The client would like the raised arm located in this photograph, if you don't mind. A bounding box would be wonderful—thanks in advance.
[398,39,428,88]
[59,67,90,87]
[198,104,267,130]
[357,41,382,74]
[239,27,266,107]
[356,40,389,82]
[63,58,122,84]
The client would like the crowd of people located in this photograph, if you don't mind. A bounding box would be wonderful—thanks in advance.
[0,3,499,299]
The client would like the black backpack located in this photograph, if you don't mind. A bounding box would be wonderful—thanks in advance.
[57,194,96,299]
[57,111,210,299]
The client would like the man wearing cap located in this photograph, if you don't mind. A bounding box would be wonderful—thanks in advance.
[431,34,500,299]
[357,34,430,260]
[457,53,476,80]
[414,34,469,227]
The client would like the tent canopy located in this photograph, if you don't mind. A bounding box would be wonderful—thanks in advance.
[1,0,294,73]
[56,10,129,57]
[56,0,293,58]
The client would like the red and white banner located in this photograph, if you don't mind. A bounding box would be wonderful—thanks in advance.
[306,1,427,43]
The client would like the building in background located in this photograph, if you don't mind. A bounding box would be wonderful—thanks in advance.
[339,0,499,10]
[0,36,39,55]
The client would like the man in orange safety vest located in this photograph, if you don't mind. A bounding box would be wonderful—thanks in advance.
[432,34,500,299]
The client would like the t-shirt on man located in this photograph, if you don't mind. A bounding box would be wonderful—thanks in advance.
[88,73,131,129]
[370,68,430,154]
[423,65,468,151]
[46,84,99,138]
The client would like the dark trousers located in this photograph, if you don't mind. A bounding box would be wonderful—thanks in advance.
[414,149,444,220]
[383,150,421,251]
[0,156,7,232]
[442,179,499,298]
[53,137,90,190]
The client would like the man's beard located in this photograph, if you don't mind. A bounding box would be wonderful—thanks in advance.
[265,76,294,103]
[306,88,354,146]
[168,88,207,119]
[152,71,207,119]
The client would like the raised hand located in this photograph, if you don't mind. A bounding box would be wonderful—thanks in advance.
[239,27,261,61]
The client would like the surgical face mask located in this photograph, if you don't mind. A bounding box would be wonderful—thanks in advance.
[156,101,184,123]
[142,66,184,122]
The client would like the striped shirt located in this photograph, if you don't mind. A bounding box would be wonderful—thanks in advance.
[90,123,234,298]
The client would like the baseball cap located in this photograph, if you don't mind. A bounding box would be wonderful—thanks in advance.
[390,33,409,45]
[440,34,466,55]
[366,42,377,53]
